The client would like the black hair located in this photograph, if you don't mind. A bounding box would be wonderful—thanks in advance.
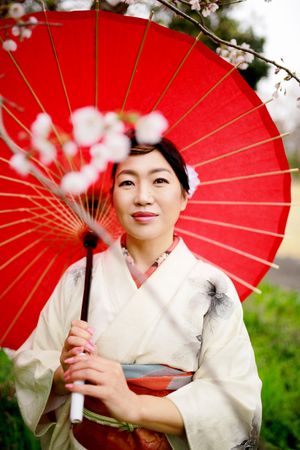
[111,135,190,194]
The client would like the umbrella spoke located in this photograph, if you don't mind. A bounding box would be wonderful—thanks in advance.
[180,99,273,152]
[0,233,52,272]
[189,200,296,206]
[151,32,203,112]
[0,214,75,249]
[121,11,154,113]
[180,215,286,238]
[194,133,289,168]
[166,65,237,135]
[43,8,72,115]
[0,246,49,300]
[200,168,298,186]
[0,206,42,214]
[0,191,83,232]
[193,252,262,295]
[175,226,279,268]
[0,252,60,346]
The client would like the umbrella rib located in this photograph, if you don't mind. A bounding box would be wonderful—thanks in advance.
[94,169,113,223]
[2,103,30,134]
[121,11,154,113]
[0,233,52,272]
[193,251,262,295]
[194,133,289,168]
[180,215,286,238]
[0,172,49,192]
[151,32,202,112]
[200,168,298,186]
[175,226,279,269]
[0,206,42,214]
[189,200,297,206]
[28,211,80,237]
[0,38,65,147]
[42,8,72,115]
[19,186,83,231]
[180,99,273,153]
[0,246,49,300]
[0,124,62,183]
[0,220,68,249]
[95,5,100,108]
[165,65,237,135]
[0,252,60,346]
[26,199,82,235]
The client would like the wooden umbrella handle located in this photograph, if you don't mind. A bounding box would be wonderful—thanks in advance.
[70,231,98,424]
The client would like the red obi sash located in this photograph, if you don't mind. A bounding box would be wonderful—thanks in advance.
[72,364,193,450]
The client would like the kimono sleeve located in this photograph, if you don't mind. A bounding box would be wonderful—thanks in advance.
[167,273,262,450]
[13,269,75,438]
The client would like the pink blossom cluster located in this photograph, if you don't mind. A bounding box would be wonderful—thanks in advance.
[189,0,219,16]
[2,3,37,52]
[10,107,169,196]
[216,39,254,70]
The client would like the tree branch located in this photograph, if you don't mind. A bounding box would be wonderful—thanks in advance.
[157,0,300,84]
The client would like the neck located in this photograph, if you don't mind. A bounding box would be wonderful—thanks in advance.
[125,232,174,272]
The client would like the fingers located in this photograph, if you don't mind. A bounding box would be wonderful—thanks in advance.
[63,321,96,353]
[64,354,123,384]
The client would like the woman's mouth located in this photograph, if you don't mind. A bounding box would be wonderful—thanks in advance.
[131,212,158,223]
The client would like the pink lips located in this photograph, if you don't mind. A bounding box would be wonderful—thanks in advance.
[131,211,158,223]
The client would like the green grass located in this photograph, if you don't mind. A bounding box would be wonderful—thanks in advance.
[0,282,299,449]
[243,283,300,450]
[0,351,40,450]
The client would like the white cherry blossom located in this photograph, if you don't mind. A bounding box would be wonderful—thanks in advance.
[10,153,31,176]
[81,164,99,184]
[104,133,131,162]
[63,141,78,157]
[31,113,52,138]
[216,39,254,70]
[135,111,168,144]
[61,171,90,195]
[2,39,17,52]
[103,112,125,134]
[8,3,25,20]
[32,136,57,165]
[71,106,104,146]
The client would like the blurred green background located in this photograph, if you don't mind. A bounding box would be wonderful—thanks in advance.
[1,282,300,450]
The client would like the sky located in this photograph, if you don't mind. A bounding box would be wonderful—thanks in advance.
[229,0,300,130]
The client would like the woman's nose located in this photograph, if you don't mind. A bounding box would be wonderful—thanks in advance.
[134,184,154,205]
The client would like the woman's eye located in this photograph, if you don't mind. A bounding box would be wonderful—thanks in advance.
[154,177,169,184]
[119,180,134,187]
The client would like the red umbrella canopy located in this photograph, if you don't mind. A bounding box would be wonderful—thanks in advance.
[0,10,291,349]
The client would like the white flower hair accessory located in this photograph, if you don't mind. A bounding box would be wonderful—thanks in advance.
[186,165,200,198]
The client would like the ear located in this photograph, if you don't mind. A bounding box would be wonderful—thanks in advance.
[180,193,188,212]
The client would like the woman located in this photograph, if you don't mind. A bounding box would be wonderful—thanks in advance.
[14,137,262,450]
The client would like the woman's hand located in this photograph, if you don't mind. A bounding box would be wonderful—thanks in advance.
[60,319,96,371]
[64,353,140,423]
[52,320,96,395]
[63,354,184,435]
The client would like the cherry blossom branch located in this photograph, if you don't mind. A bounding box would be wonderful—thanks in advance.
[157,0,300,84]
[0,97,113,247]
[0,20,62,30]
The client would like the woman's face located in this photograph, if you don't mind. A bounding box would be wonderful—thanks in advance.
[112,150,187,244]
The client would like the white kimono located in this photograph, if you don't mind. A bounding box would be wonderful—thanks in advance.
[14,237,262,450]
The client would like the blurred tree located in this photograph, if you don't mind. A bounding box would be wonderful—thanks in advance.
[170,4,269,89]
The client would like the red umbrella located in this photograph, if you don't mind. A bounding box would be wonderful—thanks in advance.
[0,9,292,349]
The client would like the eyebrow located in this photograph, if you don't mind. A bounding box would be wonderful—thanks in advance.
[116,168,172,178]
